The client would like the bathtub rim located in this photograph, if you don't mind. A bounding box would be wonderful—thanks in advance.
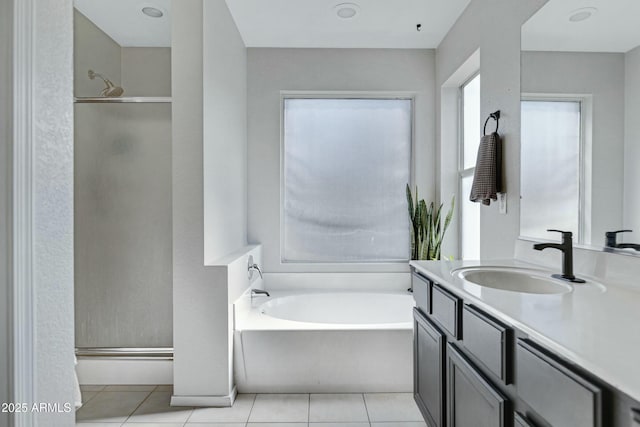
[234,289,414,332]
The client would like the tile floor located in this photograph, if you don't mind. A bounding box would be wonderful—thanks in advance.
[76,385,426,427]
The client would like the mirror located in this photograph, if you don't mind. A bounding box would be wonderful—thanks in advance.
[521,1,640,253]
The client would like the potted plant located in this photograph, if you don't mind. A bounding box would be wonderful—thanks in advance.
[406,184,454,260]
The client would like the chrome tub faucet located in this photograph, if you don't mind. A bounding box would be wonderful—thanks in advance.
[247,255,263,279]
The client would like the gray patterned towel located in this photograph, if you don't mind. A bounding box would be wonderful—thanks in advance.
[470,132,502,205]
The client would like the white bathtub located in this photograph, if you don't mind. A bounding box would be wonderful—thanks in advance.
[233,289,414,393]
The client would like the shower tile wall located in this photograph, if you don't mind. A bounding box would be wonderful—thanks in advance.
[74,9,173,348]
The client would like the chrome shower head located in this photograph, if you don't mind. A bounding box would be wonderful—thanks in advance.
[88,69,124,97]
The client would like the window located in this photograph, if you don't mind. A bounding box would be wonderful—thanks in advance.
[282,97,412,263]
[521,99,582,241]
[459,75,481,260]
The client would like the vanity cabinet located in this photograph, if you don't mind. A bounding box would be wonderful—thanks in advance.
[462,304,512,384]
[412,272,431,314]
[431,284,462,339]
[516,339,602,427]
[413,308,445,427]
[411,269,640,427]
[447,343,508,427]
[514,412,536,427]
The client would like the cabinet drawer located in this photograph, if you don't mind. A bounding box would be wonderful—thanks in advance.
[412,272,431,315]
[632,408,640,427]
[516,339,602,427]
[462,304,512,383]
[447,343,508,427]
[431,284,461,339]
[514,413,535,427]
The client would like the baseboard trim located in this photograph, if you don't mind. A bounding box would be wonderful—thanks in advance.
[77,357,173,385]
[171,386,237,407]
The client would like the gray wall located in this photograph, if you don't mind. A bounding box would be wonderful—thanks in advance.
[173,0,247,398]
[436,0,547,259]
[0,0,12,425]
[121,47,171,97]
[74,14,173,347]
[74,10,171,98]
[203,0,247,262]
[247,48,436,272]
[624,46,640,235]
[74,9,121,97]
[521,51,625,245]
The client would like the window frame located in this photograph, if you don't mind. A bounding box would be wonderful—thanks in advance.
[279,91,416,266]
[457,72,481,260]
[520,94,589,244]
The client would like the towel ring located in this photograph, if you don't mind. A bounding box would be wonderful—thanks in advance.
[483,110,500,135]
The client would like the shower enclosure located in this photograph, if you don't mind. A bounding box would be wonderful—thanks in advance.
[73,2,173,372]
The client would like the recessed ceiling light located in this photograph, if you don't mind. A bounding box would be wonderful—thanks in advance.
[334,3,360,20]
[142,6,164,18]
[568,7,597,22]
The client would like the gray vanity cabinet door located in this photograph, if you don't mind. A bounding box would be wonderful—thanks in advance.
[414,308,445,427]
[447,343,508,427]
[516,339,601,427]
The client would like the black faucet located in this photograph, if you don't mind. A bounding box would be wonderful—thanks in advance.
[533,229,585,283]
[605,230,640,251]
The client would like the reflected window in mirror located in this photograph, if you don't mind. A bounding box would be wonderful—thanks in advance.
[459,74,481,259]
[521,99,585,242]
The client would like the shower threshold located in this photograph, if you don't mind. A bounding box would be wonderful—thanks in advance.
[75,347,173,360]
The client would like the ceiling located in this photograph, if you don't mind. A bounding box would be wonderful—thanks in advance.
[75,0,470,49]
[74,0,171,47]
[224,0,470,48]
[522,0,640,53]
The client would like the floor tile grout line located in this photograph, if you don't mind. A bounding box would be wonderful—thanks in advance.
[183,395,197,424]
[246,393,258,424]
[80,389,101,406]
[308,393,311,424]
[361,393,372,426]
[122,388,155,423]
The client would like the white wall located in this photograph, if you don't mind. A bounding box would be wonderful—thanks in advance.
[33,0,75,424]
[247,48,436,272]
[203,0,247,263]
[624,45,640,236]
[436,0,547,259]
[172,0,249,404]
[0,1,12,425]
[521,51,625,245]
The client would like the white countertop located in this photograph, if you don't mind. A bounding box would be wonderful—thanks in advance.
[410,257,640,403]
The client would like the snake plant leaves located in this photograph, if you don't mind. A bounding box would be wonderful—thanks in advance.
[406,184,455,261]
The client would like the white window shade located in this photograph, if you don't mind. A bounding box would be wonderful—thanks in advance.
[283,98,412,262]
[521,100,581,241]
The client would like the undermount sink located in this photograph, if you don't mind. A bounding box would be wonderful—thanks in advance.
[453,267,573,295]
